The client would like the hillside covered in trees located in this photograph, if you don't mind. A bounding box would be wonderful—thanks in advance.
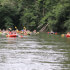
[0,0,70,33]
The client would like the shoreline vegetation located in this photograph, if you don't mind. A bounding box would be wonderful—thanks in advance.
[0,0,70,34]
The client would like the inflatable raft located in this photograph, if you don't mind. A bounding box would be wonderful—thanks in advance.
[66,34,70,37]
[6,34,18,37]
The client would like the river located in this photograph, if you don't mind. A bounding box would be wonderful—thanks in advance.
[0,33,70,70]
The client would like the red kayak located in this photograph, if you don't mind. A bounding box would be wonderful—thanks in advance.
[66,34,70,37]
[6,34,23,38]
[6,34,18,37]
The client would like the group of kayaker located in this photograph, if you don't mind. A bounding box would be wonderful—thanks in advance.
[0,26,39,37]
[61,32,70,37]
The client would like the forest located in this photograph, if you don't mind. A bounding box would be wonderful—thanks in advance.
[0,0,70,33]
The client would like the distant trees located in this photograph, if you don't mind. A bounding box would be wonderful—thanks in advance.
[0,0,70,32]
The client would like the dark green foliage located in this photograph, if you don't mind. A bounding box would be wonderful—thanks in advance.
[0,0,70,32]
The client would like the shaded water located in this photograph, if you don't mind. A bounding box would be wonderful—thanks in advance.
[0,33,70,70]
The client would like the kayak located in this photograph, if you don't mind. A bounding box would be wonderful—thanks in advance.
[6,34,18,37]
[6,34,23,38]
[47,32,57,35]
[66,34,70,37]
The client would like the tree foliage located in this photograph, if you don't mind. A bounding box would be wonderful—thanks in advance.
[0,0,70,32]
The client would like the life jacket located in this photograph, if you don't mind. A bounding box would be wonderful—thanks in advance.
[9,32,12,34]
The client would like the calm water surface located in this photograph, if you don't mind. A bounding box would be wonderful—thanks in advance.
[0,33,70,70]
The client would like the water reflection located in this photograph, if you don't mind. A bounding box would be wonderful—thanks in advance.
[0,34,70,70]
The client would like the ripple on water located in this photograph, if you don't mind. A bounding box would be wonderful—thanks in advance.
[0,35,70,70]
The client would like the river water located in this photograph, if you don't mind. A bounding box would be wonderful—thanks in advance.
[0,33,70,70]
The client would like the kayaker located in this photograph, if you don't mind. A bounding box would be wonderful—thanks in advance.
[9,31,12,35]
[33,30,36,34]
[23,29,27,35]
